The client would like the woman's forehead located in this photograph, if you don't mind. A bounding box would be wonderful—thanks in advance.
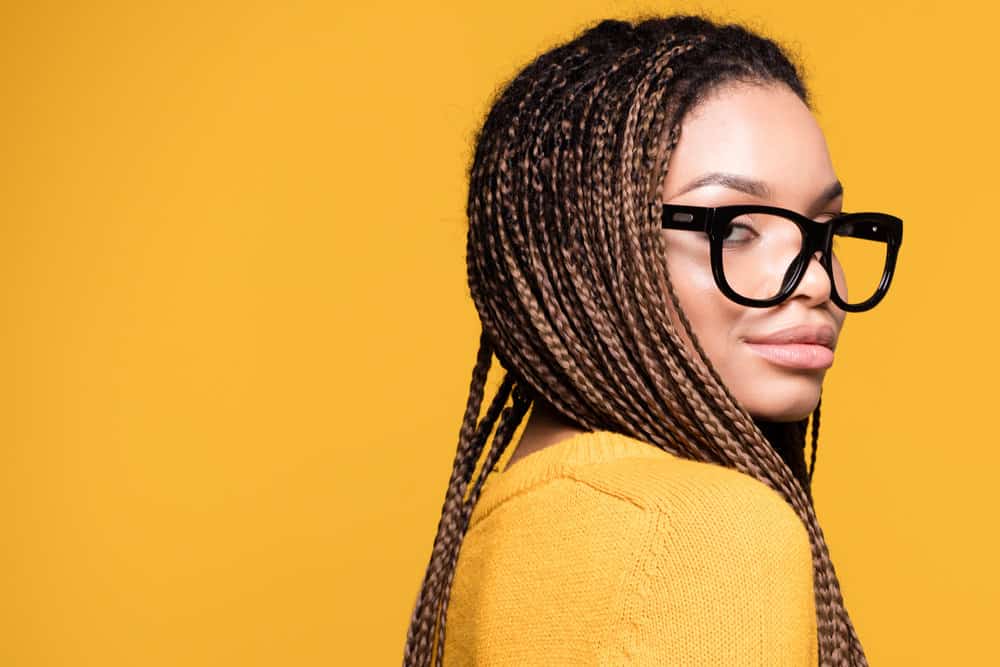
[661,82,837,204]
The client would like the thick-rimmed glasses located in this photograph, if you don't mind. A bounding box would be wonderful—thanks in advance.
[655,203,904,312]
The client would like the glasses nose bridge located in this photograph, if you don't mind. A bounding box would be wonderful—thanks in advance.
[801,220,833,272]
[778,218,833,297]
[802,218,833,261]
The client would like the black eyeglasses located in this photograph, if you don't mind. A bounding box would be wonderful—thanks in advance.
[655,203,903,312]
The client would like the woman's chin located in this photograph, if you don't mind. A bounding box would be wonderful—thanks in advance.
[743,383,822,422]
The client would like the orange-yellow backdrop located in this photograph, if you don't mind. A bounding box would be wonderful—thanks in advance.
[4,1,994,665]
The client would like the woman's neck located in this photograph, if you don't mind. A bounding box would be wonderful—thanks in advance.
[506,398,587,469]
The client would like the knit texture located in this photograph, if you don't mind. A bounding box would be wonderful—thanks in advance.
[442,429,818,665]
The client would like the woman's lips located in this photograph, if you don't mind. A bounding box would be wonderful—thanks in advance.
[744,342,834,369]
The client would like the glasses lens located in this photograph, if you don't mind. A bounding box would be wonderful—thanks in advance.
[830,216,890,306]
[719,212,805,301]
[719,211,890,306]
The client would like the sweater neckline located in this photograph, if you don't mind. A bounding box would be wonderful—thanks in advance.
[468,429,675,528]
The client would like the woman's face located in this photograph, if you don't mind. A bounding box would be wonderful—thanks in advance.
[657,81,847,422]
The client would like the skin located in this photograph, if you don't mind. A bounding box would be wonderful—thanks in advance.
[508,81,847,468]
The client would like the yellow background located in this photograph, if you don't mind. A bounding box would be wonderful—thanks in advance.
[4,1,994,664]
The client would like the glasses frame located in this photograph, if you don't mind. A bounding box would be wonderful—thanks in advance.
[655,203,904,312]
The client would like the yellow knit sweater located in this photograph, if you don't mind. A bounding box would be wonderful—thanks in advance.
[442,429,818,665]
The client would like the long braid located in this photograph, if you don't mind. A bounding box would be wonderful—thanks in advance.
[405,14,867,665]
[402,330,499,665]
[809,395,823,486]
[434,381,533,665]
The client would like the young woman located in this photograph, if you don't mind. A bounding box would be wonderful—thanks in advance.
[404,14,903,666]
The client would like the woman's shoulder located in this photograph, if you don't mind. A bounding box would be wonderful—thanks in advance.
[474,428,804,536]
[448,429,818,665]
[582,444,817,664]
[569,433,805,533]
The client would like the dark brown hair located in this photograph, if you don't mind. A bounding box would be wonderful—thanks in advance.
[404,13,866,666]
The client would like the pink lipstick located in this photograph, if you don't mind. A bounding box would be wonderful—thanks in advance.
[744,342,834,369]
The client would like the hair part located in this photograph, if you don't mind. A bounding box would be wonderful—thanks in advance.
[405,14,866,666]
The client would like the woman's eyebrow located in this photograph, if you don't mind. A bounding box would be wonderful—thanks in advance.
[672,171,844,206]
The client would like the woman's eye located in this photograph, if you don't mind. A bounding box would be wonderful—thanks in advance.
[721,220,758,243]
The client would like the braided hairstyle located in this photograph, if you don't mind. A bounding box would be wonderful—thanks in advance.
[404,14,866,666]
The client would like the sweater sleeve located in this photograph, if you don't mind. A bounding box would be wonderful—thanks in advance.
[599,474,819,666]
